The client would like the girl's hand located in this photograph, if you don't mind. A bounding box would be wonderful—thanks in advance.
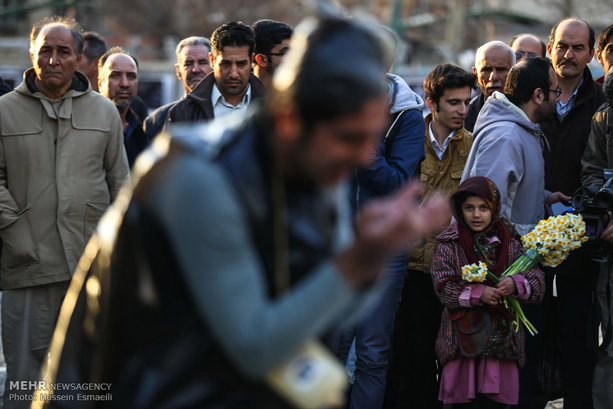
[495,277,517,297]
[480,286,504,305]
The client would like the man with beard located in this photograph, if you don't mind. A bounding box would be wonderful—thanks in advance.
[252,20,292,89]
[462,57,567,235]
[169,21,266,124]
[464,41,515,132]
[143,36,212,140]
[99,47,150,168]
[537,18,606,409]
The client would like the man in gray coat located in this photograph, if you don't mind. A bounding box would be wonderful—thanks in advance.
[0,16,128,408]
[462,57,568,234]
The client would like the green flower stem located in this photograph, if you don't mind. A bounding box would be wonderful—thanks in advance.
[502,249,541,278]
[507,297,538,335]
[482,249,540,336]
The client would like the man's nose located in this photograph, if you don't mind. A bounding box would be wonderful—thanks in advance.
[49,50,58,66]
[119,74,130,87]
[192,62,203,73]
[229,64,240,77]
[458,103,468,116]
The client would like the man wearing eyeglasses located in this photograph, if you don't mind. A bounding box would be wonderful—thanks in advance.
[252,20,292,89]
[509,33,546,62]
[462,57,567,235]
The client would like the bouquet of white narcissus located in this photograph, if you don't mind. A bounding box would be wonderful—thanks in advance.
[520,213,588,267]
[461,261,488,283]
[460,214,589,336]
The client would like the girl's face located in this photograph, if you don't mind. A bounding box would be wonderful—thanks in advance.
[461,196,492,232]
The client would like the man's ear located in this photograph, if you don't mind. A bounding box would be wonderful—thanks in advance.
[533,87,544,104]
[175,63,182,81]
[254,53,268,68]
[208,52,214,69]
[425,97,437,113]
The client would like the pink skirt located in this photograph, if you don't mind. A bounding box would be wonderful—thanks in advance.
[439,357,519,404]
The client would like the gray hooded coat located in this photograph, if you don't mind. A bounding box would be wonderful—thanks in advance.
[461,92,549,235]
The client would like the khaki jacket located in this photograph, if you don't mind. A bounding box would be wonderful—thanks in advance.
[409,114,472,273]
[0,69,129,289]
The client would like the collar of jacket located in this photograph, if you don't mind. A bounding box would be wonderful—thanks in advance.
[19,68,90,101]
[569,67,599,111]
[424,112,470,142]
[186,72,267,106]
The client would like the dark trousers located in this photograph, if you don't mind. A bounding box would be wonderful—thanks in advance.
[384,270,443,409]
[517,257,598,409]
[448,395,510,409]
[348,253,408,409]
[555,268,597,409]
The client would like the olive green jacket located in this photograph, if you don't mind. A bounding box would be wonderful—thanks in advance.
[409,113,473,274]
[0,69,129,289]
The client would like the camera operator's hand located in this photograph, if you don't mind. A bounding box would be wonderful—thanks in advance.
[546,191,572,205]
[600,213,613,244]
[336,181,450,288]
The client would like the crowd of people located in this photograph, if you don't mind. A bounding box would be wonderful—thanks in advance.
[0,5,612,409]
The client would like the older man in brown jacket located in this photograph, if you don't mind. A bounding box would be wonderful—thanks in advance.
[0,16,128,408]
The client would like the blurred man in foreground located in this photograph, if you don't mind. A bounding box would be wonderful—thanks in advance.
[37,11,449,409]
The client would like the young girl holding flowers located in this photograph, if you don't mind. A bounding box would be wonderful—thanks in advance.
[431,176,545,408]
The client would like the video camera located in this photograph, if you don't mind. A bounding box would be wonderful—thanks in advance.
[572,169,613,261]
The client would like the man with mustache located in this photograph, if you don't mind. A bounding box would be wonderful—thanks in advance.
[530,18,606,409]
[169,21,266,124]
[464,41,515,132]
[99,47,150,168]
[0,16,128,408]
[143,36,212,140]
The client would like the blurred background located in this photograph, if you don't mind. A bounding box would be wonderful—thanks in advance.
[0,0,612,113]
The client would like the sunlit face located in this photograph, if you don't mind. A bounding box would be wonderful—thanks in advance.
[209,45,252,105]
[511,35,544,61]
[175,45,211,94]
[427,86,472,135]
[30,24,81,98]
[548,20,594,80]
[461,196,493,232]
[289,96,388,186]
[98,53,138,110]
[597,35,613,76]
[473,46,513,97]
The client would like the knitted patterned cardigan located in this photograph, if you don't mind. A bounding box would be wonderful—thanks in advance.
[430,223,545,367]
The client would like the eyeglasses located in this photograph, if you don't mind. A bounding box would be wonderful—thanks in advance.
[268,50,289,57]
[549,87,562,97]
[515,51,539,60]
